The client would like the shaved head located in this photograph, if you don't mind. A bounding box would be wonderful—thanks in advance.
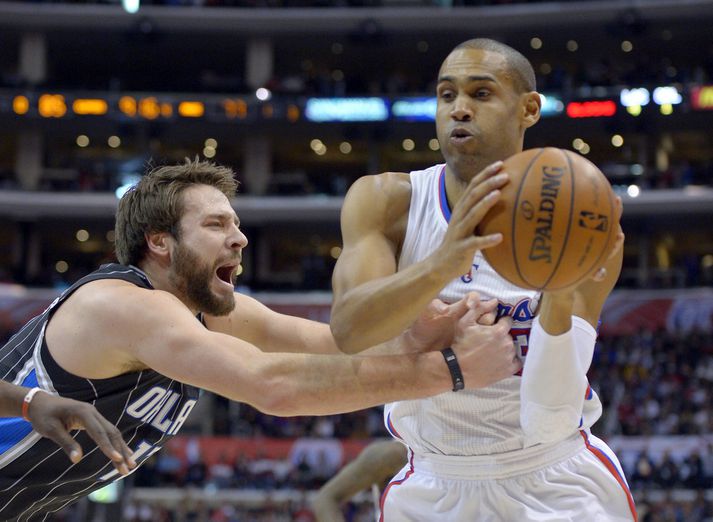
[451,38,536,93]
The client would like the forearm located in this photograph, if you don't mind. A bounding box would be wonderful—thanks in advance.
[520,315,596,446]
[331,256,456,353]
[536,292,575,335]
[0,381,27,417]
[243,351,449,416]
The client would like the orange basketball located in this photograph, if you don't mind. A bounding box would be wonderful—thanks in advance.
[477,147,618,291]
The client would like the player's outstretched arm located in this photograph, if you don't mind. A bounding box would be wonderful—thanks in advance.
[95,286,518,416]
[207,291,489,358]
[331,164,507,354]
[312,440,407,522]
[0,381,135,475]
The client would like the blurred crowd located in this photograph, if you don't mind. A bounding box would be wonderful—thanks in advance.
[593,327,713,437]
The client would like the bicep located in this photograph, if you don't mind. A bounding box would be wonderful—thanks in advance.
[332,177,401,299]
[206,294,337,354]
[116,294,268,404]
[332,233,398,298]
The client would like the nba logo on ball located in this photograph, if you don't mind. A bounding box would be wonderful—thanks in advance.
[477,148,619,291]
[578,211,609,232]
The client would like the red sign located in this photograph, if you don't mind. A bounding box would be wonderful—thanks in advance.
[691,86,713,110]
[566,100,617,118]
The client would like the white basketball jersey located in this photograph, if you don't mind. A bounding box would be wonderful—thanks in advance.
[384,164,601,456]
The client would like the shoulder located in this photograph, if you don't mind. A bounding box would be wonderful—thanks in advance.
[342,172,412,238]
[61,278,193,328]
[347,172,411,203]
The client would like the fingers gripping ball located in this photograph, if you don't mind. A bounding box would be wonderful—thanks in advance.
[477,147,618,290]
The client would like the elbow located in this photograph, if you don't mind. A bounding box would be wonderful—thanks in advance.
[329,306,361,354]
[330,322,360,354]
[241,371,299,416]
[250,384,296,417]
[520,403,581,447]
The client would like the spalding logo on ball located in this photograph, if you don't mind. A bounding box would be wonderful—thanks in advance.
[477,147,619,291]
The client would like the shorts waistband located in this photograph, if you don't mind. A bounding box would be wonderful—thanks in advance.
[411,431,585,480]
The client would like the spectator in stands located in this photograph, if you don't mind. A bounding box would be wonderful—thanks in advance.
[653,450,681,489]
[155,446,184,486]
[208,452,235,489]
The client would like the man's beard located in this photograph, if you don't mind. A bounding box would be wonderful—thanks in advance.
[169,241,235,316]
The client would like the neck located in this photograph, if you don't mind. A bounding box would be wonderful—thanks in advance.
[443,163,476,210]
[138,259,198,315]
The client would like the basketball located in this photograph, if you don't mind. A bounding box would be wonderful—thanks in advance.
[477,147,618,291]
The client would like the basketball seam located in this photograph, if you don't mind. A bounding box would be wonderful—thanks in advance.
[562,150,617,289]
[512,148,545,288]
[541,148,575,290]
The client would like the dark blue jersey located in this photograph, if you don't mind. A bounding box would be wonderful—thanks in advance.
[0,264,201,521]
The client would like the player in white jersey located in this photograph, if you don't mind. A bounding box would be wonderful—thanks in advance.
[331,38,636,520]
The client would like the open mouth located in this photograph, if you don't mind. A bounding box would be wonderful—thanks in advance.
[450,128,473,139]
[215,264,237,286]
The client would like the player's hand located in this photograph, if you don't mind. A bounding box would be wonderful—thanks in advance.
[436,161,510,276]
[452,309,521,388]
[26,392,136,475]
[546,197,625,299]
[400,292,497,353]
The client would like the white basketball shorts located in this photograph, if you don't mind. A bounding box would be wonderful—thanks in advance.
[379,430,636,521]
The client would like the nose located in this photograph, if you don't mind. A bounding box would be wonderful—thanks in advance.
[229,225,248,250]
[450,95,473,121]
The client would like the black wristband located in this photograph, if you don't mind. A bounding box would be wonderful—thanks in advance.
[440,347,465,392]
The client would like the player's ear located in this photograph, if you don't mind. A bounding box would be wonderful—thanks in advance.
[520,91,541,129]
[145,231,172,259]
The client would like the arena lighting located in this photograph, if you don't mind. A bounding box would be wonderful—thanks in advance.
[118,96,137,117]
[255,88,272,102]
[72,98,108,116]
[620,88,648,117]
[392,97,436,121]
[620,88,650,107]
[178,101,205,118]
[223,99,247,119]
[12,96,29,115]
[138,97,160,119]
[690,86,713,110]
[38,94,67,118]
[566,100,616,118]
[627,105,643,117]
[539,93,564,117]
[286,104,300,122]
[652,86,682,106]
[121,0,139,14]
[627,185,641,198]
[305,98,388,122]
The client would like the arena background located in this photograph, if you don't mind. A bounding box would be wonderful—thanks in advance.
[1,0,712,520]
